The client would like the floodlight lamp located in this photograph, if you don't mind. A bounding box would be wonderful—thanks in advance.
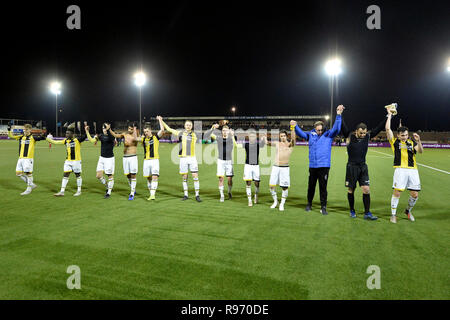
[325,58,342,76]
[50,82,61,95]
[134,72,146,87]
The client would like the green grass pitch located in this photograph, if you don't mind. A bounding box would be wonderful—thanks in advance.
[0,139,448,299]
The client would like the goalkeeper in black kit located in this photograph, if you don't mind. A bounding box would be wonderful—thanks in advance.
[340,110,387,220]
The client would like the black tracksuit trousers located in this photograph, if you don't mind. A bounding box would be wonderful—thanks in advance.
[307,167,330,207]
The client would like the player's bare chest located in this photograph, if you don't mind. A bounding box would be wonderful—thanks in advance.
[124,135,137,147]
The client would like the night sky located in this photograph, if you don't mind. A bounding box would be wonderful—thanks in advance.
[1,0,449,133]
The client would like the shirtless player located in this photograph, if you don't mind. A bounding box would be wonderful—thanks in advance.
[267,127,296,211]
[108,124,139,200]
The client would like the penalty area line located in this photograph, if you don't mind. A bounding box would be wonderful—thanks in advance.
[369,149,450,175]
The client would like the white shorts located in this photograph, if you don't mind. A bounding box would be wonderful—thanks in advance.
[123,155,138,175]
[64,160,82,173]
[143,159,160,177]
[16,158,34,173]
[269,166,290,188]
[217,159,233,177]
[179,156,198,174]
[243,164,260,182]
[96,156,115,175]
[393,168,421,191]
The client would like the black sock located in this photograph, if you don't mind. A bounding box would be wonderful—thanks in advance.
[363,193,370,213]
[347,193,355,211]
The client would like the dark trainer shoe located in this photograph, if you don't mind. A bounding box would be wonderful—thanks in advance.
[320,206,328,215]
[364,211,378,220]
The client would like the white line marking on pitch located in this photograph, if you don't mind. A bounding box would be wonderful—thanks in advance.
[369,149,450,175]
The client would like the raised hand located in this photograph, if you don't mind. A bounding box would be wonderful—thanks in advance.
[85,125,90,132]
[212,123,219,130]
[336,105,345,115]
[290,120,297,127]
[413,133,420,141]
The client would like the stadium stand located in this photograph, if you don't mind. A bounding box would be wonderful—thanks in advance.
[0,119,47,138]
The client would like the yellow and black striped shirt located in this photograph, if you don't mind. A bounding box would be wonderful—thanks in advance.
[178,131,197,157]
[10,134,45,159]
[389,138,417,169]
[142,135,160,160]
[63,138,83,161]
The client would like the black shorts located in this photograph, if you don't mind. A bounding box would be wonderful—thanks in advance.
[345,163,370,189]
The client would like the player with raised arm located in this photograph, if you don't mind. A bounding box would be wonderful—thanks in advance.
[108,124,139,200]
[340,111,387,220]
[204,121,237,202]
[47,128,87,196]
[85,122,116,199]
[160,117,202,202]
[266,127,296,211]
[292,105,344,215]
[137,116,164,200]
[235,129,266,206]
[385,109,423,223]
[8,123,46,195]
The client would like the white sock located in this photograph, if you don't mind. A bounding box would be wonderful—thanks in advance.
[130,178,137,195]
[219,185,224,197]
[271,189,277,202]
[193,178,200,196]
[391,195,400,215]
[281,189,288,206]
[107,177,114,194]
[61,177,69,192]
[76,177,82,192]
[246,186,252,200]
[26,175,34,190]
[99,176,106,185]
[183,179,188,196]
[151,181,158,196]
[18,174,28,184]
[406,196,418,212]
[147,181,152,194]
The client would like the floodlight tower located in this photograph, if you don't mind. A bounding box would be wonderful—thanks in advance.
[325,58,342,128]
[134,71,146,134]
[50,82,61,136]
